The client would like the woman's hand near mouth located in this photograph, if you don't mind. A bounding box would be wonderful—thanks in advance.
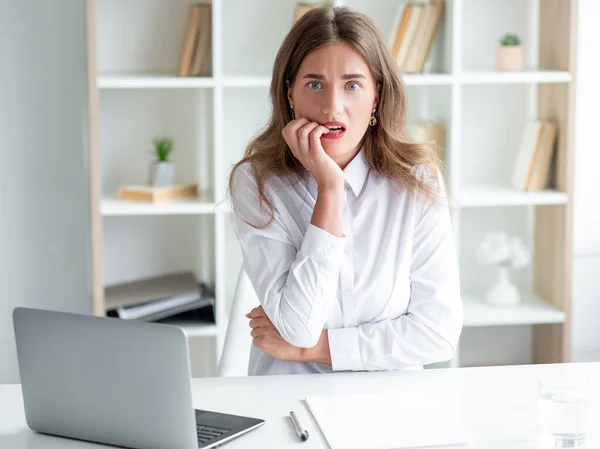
[282,117,344,191]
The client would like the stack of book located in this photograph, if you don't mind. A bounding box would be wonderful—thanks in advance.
[511,119,557,191]
[388,1,445,73]
[105,271,214,322]
[118,183,199,203]
[178,3,212,77]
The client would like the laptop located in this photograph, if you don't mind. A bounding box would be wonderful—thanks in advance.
[12,307,265,449]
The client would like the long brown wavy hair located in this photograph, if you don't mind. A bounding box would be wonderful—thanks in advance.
[228,5,445,228]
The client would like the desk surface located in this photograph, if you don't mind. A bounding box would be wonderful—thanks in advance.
[1,362,599,449]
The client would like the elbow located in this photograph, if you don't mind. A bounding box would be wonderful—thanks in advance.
[270,298,327,348]
[280,328,322,348]
[436,337,458,363]
[432,313,463,364]
[272,312,323,348]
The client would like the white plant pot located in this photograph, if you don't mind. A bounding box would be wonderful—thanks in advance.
[484,265,521,306]
[496,45,524,71]
[149,161,175,187]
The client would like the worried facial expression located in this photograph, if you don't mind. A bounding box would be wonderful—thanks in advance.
[288,41,379,167]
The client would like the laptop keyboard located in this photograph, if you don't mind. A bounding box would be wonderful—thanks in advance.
[196,425,230,446]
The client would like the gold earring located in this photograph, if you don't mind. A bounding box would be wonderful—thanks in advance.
[290,105,295,120]
[369,110,377,126]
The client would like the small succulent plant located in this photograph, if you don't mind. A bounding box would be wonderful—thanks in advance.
[500,33,521,46]
[153,137,173,162]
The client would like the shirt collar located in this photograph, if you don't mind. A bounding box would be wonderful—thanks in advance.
[306,149,370,199]
[343,149,370,197]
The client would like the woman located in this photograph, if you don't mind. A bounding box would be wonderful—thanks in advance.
[229,6,463,376]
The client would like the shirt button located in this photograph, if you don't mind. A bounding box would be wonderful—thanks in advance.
[326,247,332,253]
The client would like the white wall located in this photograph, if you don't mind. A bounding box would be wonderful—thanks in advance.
[0,0,93,384]
[571,0,600,362]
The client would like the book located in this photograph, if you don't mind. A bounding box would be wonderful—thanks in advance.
[414,1,445,72]
[105,272,200,309]
[511,120,557,191]
[389,1,445,73]
[527,122,557,191]
[178,4,212,77]
[105,272,215,322]
[115,283,214,322]
[397,4,423,70]
[118,183,198,202]
[191,4,212,76]
[178,5,203,77]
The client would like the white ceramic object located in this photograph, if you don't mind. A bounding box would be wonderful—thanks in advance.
[485,265,521,306]
[149,161,175,187]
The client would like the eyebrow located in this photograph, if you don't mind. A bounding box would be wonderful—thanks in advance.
[302,73,367,80]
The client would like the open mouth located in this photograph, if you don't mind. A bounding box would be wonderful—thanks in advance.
[325,126,344,133]
[321,121,347,140]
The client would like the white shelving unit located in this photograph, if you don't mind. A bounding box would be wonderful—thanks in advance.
[458,185,569,208]
[89,0,576,375]
[462,295,565,327]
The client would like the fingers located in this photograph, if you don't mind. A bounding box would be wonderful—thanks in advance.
[245,306,265,319]
[282,118,328,171]
[248,317,269,329]
[309,125,329,155]
[282,118,308,158]
[297,122,321,157]
[250,324,276,338]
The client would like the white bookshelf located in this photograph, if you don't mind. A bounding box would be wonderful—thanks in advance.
[462,295,566,327]
[101,196,219,216]
[98,74,216,89]
[89,0,576,374]
[460,69,572,84]
[458,185,569,207]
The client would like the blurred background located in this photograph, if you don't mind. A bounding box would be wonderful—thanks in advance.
[1,0,598,383]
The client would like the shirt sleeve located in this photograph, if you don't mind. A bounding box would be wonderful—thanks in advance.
[232,165,346,348]
[327,170,463,371]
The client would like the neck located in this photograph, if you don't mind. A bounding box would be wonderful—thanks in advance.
[331,147,360,170]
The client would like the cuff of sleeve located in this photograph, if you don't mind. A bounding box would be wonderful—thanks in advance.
[328,327,363,371]
[299,223,346,266]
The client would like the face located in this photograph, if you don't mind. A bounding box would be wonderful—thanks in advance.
[287,41,379,168]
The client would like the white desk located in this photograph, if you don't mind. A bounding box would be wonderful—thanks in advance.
[1,362,599,449]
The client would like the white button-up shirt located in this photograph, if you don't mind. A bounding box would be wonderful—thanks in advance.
[232,150,463,375]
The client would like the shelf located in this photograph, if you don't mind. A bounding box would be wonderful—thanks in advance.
[98,73,216,89]
[462,294,566,327]
[101,196,223,216]
[220,73,455,88]
[402,73,454,85]
[222,75,272,87]
[158,318,222,337]
[460,70,572,85]
[458,185,568,207]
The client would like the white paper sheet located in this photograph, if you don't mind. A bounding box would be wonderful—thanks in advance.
[305,392,470,449]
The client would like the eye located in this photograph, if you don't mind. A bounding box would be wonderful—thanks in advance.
[346,82,360,90]
[307,81,322,89]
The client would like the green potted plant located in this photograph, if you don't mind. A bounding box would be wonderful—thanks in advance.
[149,136,175,187]
[496,33,524,71]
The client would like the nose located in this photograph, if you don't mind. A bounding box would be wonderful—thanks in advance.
[321,86,343,117]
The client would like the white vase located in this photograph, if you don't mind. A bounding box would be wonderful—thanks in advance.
[149,161,175,187]
[484,265,521,306]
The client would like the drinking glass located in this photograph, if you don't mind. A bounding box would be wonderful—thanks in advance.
[538,377,589,447]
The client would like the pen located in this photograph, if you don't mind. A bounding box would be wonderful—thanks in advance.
[289,410,309,442]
